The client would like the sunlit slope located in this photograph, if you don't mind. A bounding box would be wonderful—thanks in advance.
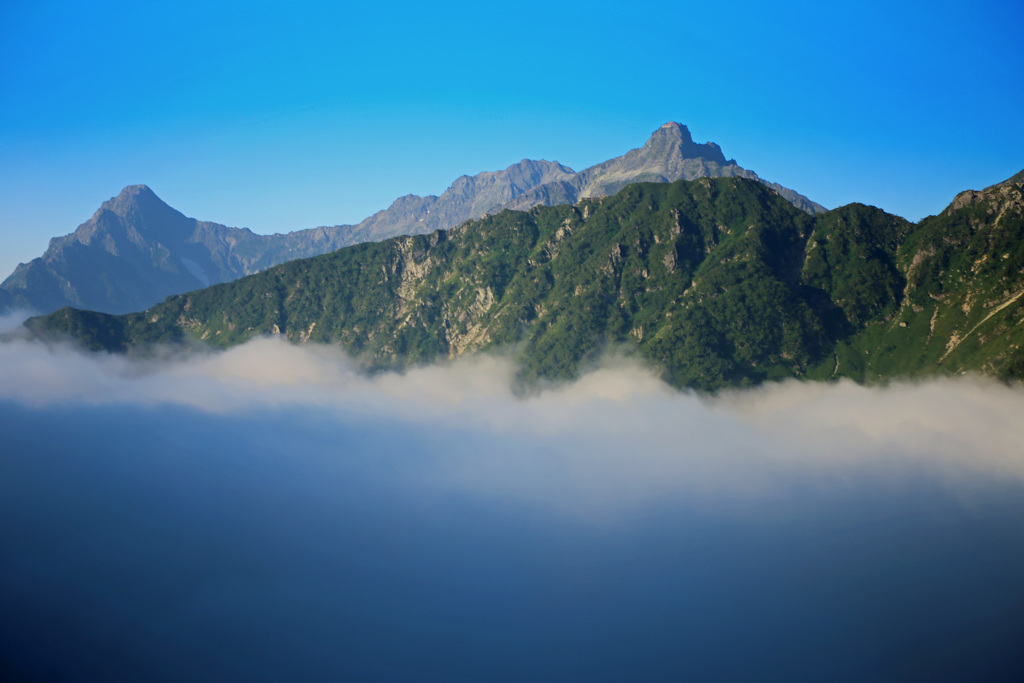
[26,173,1024,391]
[817,170,1024,382]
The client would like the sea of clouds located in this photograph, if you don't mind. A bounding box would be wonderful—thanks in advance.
[2,315,1024,681]
[1,325,1023,508]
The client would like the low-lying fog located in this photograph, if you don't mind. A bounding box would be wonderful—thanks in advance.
[2,327,1023,681]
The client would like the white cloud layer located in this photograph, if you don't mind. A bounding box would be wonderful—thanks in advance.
[1,336,1022,509]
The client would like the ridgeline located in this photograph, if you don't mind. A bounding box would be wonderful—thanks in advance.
[24,172,1024,392]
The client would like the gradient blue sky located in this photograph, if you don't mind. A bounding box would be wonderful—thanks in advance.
[1,0,1022,279]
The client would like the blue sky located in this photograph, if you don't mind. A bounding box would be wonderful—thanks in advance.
[1,0,1022,279]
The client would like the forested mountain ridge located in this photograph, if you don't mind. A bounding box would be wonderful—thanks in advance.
[23,171,1024,391]
[1,124,821,317]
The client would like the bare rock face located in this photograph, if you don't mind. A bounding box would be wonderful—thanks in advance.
[950,190,982,212]
[501,123,825,215]
[946,170,1024,216]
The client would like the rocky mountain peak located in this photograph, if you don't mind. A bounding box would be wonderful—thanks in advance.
[649,121,693,142]
[637,122,728,166]
[99,184,165,218]
[90,184,192,240]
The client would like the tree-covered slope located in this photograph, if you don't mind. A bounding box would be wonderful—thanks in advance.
[814,169,1024,382]
[24,172,1024,391]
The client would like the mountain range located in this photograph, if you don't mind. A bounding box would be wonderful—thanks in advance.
[0,123,822,316]
[25,169,1024,392]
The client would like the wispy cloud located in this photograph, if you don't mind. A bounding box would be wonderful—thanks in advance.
[0,309,35,335]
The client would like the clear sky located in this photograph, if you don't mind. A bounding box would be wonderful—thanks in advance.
[1,0,1022,279]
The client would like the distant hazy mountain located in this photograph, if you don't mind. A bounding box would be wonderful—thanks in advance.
[28,170,1024,392]
[339,159,579,245]
[0,186,357,315]
[1,123,823,315]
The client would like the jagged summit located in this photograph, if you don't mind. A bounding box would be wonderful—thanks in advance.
[641,122,729,165]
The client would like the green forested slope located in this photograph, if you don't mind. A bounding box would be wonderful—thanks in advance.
[25,172,1024,391]
[818,170,1024,382]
